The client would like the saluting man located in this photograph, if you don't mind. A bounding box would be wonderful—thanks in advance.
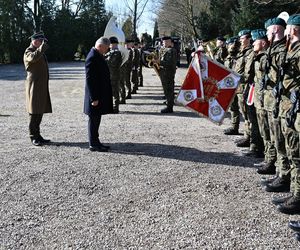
[23,31,52,146]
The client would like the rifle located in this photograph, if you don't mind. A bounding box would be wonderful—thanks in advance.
[273,35,290,119]
[286,90,300,129]
[259,34,274,107]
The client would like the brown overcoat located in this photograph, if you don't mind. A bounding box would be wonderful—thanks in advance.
[23,43,52,114]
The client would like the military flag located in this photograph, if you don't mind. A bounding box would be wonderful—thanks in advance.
[176,52,241,124]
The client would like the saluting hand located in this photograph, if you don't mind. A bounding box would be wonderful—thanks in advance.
[91,100,99,106]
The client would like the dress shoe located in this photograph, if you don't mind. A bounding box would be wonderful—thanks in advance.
[256,162,276,175]
[125,94,132,99]
[236,138,250,147]
[277,196,300,215]
[288,220,300,232]
[223,127,239,135]
[272,194,293,205]
[261,175,278,186]
[264,176,290,192]
[161,107,173,113]
[254,160,267,167]
[38,136,51,143]
[241,150,264,158]
[89,145,108,152]
[31,139,42,146]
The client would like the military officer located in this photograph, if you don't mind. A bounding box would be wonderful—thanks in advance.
[131,40,140,94]
[274,14,300,214]
[23,31,52,146]
[224,37,240,135]
[232,29,253,147]
[260,17,290,194]
[106,36,122,113]
[214,36,228,64]
[156,36,177,113]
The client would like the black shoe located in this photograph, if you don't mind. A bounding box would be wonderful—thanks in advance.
[254,160,267,167]
[99,143,110,150]
[288,220,300,232]
[161,107,173,113]
[264,176,290,192]
[119,100,126,104]
[113,109,119,114]
[89,145,108,152]
[277,196,300,215]
[241,150,264,158]
[257,163,276,175]
[125,94,132,99]
[295,233,300,242]
[236,138,250,147]
[131,90,137,94]
[261,175,278,186]
[272,194,293,205]
[31,139,42,146]
[224,127,239,135]
[37,136,51,143]
[139,83,143,87]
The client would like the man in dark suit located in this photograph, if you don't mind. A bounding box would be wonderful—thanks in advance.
[84,37,113,152]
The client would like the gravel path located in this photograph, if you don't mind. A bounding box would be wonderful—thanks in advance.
[0,62,299,249]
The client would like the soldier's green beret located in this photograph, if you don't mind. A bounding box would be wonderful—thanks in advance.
[251,29,267,41]
[238,29,251,37]
[125,39,134,43]
[161,36,172,41]
[226,36,238,44]
[109,36,119,44]
[287,14,300,26]
[264,17,286,29]
[30,31,47,41]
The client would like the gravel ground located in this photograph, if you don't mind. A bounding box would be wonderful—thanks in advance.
[0,62,299,249]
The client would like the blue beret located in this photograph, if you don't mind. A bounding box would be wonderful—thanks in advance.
[251,29,267,41]
[30,31,47,41]
[264,17,286,29]
[238,29,251,37]
[287,14,300,26]
[226,36,238,44]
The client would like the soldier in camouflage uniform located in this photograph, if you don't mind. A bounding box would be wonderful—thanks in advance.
[120,39,133,101]
[138,43,145,87]
[157,36,177,113]
[259,18,291,193]
[131,41,140,94]
[214,36,228,64]
[224,37,241,135]
[232,30,253,147]
[106,37,122,113]
[273,15,300,214]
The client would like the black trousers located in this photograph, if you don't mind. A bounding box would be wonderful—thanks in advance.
[29,114,43,140]
[88,115,102,146]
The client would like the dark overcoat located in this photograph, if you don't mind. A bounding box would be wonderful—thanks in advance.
[23,43,52,114]
[84,48,113,116]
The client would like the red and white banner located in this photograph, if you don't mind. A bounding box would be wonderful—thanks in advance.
[176,52,241,124]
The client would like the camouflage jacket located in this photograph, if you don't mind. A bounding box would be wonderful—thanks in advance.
[132,48,140,71]
[263,38,286,111]
[253,51,267,109]
[214,46,228,65]
[159,47,177,77]
[279,40,300,117]
[224,51,237,70]
[106,48,122,81]
[122,48,133,72]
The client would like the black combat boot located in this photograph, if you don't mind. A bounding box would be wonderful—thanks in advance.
[261,175,278,186]
[254,160,267,167]
[289,220,300,232]
[236,138,250,147]
[241,149,264,158]
[264,176,290,192]
[161,107,173,113]
[119,99,126,104]
[295,233,300,242]
[223,127,239,135]
[256,162,276,175]
[277,196,300,215]
[272,194,293,205]
[125,94,132,99]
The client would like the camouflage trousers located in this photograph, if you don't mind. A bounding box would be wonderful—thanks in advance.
[111,79,120,110]
[281,115,300,196]
[120,68,131,99]
[161,75,174,108]
[256,108,277,164]
[229,95,240,131]
[269,113,290,178]
[131,69,139,92]
[247,105,264,152]
[138,66,143,86]
[237,93,250,139]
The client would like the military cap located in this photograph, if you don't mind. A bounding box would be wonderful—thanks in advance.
[125,39,134,43]
[238,29,251,37]
[217,36,226,42]
[264,17,286,29]
[287,14,300,26]
[30,31,47,41]
[226,36,238,44]
[251,29,267,41]
[161,36,172,41]
[109,36,119,44]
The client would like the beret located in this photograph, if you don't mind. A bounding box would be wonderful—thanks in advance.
[238,29,251,37]
[161,36,172,41]
[109,36,119,44]
[30,31,47,41]
[264,17,286,29]
[251,29,267,41]
[287,14,300,26]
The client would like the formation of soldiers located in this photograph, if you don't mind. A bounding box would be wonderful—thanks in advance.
[210,14,300,239]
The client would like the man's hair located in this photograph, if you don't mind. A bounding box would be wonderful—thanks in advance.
[95,37,110,47]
